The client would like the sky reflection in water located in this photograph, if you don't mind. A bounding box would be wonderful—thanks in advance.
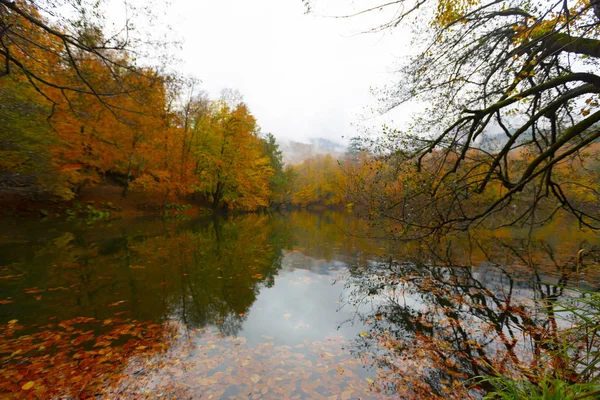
[0,211,599,398]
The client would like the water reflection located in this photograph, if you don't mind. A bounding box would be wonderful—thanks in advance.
[343,233,600,398]
[0,212,599,398]
[0,211,386,398]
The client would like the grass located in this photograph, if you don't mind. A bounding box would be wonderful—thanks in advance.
[479,287,600,399]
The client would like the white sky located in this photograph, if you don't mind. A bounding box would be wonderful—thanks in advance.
[91,0,414,144]
[159,0,412,144]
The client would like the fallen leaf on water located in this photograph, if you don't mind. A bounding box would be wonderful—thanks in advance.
[0,299,14,305]
[108,300,128,307]
[21,381,35,391]
[366,378,374,384]
[0,274,24,280]
[360,331,368,337]
[8,319,18,325]
[130,265,145,269]
[250,374,261,384]
[283,313,291,320]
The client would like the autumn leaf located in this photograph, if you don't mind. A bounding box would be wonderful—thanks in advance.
[21,381,35,391]
[108,300,128,307]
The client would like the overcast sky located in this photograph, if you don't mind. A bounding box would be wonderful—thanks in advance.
[94,0,412,144]
[148,0,411,144]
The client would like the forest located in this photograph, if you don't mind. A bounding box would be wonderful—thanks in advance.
[2,0,600,399]
[0,1,369,215]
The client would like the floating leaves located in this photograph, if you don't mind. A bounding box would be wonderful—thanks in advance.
[0,274,24,280]
[0,317,387,399]
[0,317,173,398]
[108,300,128,307]
[107,323,385,399]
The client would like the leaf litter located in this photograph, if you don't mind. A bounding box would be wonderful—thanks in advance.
[1,318,388,399]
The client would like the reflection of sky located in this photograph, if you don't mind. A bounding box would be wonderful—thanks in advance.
[240,251,367,346]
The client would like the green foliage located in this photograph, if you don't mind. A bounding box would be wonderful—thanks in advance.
[165,203,191,212]
[478,286,600,399]
[85,205,110,220]
[261,132,289,205]
[0,78,58,196]
[481,375,600,400]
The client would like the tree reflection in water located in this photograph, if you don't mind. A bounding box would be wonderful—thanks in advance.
[342,235,600,399]
[1,212,599,398]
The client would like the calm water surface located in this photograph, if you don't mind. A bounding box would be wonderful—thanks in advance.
[0,211,599,398]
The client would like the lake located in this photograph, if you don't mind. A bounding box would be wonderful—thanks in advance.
[1,211,599,399]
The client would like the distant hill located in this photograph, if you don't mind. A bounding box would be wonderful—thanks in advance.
[279,137,347,165]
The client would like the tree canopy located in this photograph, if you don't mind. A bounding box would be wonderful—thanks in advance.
[0,0,166,110]
[0,1,285,210]
[306,0,600,236]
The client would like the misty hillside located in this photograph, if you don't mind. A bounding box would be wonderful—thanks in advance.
[279,137,347,165]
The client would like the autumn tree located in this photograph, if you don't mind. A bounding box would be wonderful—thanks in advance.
[0,0,168,114]
[194,100,274,211]
[288,153,347,206]
[0,1,177,200]
[305,0,600,235]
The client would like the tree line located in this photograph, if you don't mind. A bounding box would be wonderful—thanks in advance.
[0,1,290,211]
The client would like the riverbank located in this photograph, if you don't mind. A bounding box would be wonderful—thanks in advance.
[0,184,353,220]
[0,184,210,219]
